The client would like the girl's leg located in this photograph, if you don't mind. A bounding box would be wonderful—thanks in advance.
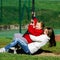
[5,39,18,51]
[0,38,30,54]
[16,39,30,54]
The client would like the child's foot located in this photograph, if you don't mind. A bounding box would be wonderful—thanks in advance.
[0,48,6,53]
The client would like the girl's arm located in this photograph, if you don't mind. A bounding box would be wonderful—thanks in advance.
[29,34,42,42]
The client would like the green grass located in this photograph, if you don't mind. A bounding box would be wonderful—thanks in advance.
[0,40,60,60]
[0,37,60,53]
[0,29,60,60]
[42,41,60,53]
[0,53,60,60]
[1,37,60,54]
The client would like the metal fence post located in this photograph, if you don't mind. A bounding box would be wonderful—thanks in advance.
[32,0,35,12]
[32,0,35,18]
[1,0,2,22]
[19,0,21,33]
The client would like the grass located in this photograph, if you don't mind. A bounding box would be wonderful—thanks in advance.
[42,41,60,53]
[0,30,60,60]
[0,37,60,54]
[0,53,60,60]
[0,37,60,60]
[0,35,60,59]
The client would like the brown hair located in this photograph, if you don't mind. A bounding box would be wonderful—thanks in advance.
[45,27,56,47]
[40,21,45,29]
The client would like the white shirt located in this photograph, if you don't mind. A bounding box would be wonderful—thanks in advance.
[28,34,50,54]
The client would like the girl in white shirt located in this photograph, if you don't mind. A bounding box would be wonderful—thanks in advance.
[28,27,56,54]
[0,27,56,54]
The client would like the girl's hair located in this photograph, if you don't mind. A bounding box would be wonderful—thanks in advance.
[45,27,56,47]
[40,21,45,29]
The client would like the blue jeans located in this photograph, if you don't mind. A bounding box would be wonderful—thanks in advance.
[5,38,30,54]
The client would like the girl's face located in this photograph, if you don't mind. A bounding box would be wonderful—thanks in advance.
[44,29,49,35]
[36,22,42,29]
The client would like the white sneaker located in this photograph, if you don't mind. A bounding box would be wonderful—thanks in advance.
[10,47,17,54]
[0,48,6,53]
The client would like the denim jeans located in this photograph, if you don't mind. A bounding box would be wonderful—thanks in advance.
[5,38,30,54]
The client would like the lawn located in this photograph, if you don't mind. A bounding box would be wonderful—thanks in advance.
[0,41,60,60]
[0,29,60,60]
[0,53,60,60]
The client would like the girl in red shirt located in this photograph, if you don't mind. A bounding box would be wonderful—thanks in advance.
[23,18,44,43]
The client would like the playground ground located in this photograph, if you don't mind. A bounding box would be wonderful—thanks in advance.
[0,29,60,60]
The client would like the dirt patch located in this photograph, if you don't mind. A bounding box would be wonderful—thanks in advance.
[33,49,60,56]
[35,52,60,56]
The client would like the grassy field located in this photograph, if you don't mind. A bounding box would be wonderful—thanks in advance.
[0,53,60,60]
[0,29,60,60]
[0,37,60,60]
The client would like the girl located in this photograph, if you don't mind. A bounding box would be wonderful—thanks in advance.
[0,27,56,54]
[23,18,44,43]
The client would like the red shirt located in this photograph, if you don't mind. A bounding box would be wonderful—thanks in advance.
[23,24,44,43]
[23,17,44,43]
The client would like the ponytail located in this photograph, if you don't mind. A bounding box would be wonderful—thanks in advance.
[49,28,56,47]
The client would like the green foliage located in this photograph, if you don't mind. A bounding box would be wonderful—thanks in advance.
[0,0,60,28]
[36,9,60,28]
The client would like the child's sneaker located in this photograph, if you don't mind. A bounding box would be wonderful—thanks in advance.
[0,48,6,53]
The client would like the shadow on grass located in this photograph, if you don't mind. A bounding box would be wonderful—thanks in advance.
[8,49,52,55]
